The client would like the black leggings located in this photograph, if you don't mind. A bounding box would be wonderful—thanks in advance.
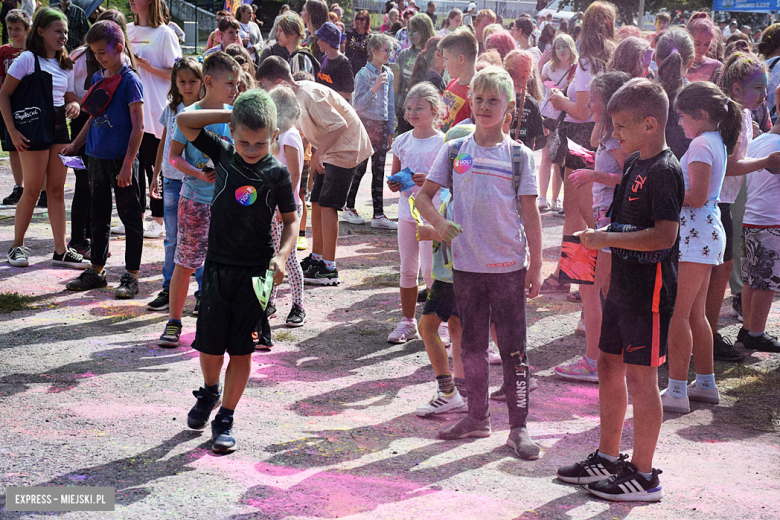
[69,111,91,246]
[346,119,389,217]
[137,132,164,218]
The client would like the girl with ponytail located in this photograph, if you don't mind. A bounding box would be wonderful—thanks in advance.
[662,80,745,415]
[654,28,695,159]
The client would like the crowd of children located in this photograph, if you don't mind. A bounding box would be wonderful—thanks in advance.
[3,0,780,503]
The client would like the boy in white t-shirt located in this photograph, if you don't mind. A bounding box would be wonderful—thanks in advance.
[415,66,543,460]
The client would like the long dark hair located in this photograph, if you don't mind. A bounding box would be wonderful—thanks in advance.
[578,2,615,72]
[675,81,742,155]
[409,36,442,88]
[654,28,694,105]
[168,56,203,112]
[27,8,72,70]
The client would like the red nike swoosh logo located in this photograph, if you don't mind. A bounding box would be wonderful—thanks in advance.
[626,345,646,352]
[629,197,640,201]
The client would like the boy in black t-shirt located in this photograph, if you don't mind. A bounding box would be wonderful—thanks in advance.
[556,79,684,502]
[175,90,299,454]
[314,22,354,101]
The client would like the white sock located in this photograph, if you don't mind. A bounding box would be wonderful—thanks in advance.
[667,378,688,399]
[597,450,618,462]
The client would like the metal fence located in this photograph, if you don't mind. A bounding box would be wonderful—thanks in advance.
[352,0,538,29]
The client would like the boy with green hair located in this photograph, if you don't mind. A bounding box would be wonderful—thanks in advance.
[175,89,299,453]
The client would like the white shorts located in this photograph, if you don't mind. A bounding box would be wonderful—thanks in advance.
[678,202,725,265]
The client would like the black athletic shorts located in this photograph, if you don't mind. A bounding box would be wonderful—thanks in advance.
[422,279,459,322]
[310,162,357,209]
[718,202,734,263]
[599,300,670,367]
[193,259,269,357]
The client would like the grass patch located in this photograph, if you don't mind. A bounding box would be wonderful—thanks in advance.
[273,330,295,342]
[356,329,378,336]
[0,292,38,313]
[715,364,780,432]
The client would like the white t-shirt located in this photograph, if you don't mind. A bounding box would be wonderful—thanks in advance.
[427,134,538,273]
[766,57,780,123]
[680,131,727,202]
[7,51,74,107]
[592,137,622,209]
[540,61,569,119]
[159,102,184,180]
[273,127,304,205]
[128,24,182,138]
[720,108,751,204]
[744,133,780,226]
[564,60,596,124]
[390,130,445,223]
[70,47,90,100]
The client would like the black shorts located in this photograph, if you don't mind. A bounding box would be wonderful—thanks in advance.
[562,121,596,172]
[15,105,71,152]
[718,202,734,263]
[310,162,357,209]
[599,300,670,367]
[422,279,459,322]
[194,259,270,357]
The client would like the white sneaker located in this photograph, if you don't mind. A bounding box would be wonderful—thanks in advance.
[438,322,451,347]
[342,208,365,224]
[388,317,419,343]
[371,215,398,230]
[110,223,126,235]
[575,319,586,337]
[7,246,31,267]
[537,197,549,210]
[488,346,502,364]
[687,381,719,404]
[551,199,562,212]
[143,220,165,239]
[415,388,467,416]
[660,388,691,414]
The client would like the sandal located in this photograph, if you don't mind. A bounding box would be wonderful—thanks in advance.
[566,291,582,302]
[540,274,571,294]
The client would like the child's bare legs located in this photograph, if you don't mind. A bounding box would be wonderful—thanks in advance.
[705,259,732,335]
[9,151,22,186]
[320,207,339,261]
[561,167,594,234]
[199,352,252,410]
[742,284,774,333]
[598,356,663,472]
[14,145,68,254]
[310,202,323,254]
[538,145,562,204]
[420,314,448,375]
[400,287,417,319]
[169,265,195,321]
[668,262,713,383]
[580,284,602,359]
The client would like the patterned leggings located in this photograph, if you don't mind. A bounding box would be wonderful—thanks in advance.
[269,203,304,308]
[346,118,389,217]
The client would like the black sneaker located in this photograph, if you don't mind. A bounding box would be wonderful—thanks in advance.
[3,185,23,205]
[52,248,89,269]
[147,290,170,311]
[557,451,628,484]
[742,332,780,353]
[266,302,277,319]
[300,254,317,272]
[211,414,236,453]
[303,261,339,286]
[489,384,507,401]
[285,304,306,327]
[417,288,428,303]
[187,387,222,429]
[36,190,47,208]
[586,461,664,502]
[192,294,200,316]
[735,327,749,347]
[713,333,745,362]
[730,293,743,321]
[66,267,107,291]
[116,273,139,299]
[158,321,182,348]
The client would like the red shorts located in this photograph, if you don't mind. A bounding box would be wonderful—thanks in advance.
[599,300,669,367]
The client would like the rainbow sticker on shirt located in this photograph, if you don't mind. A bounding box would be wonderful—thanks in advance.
[453,153,473,174]
[235,186,257,206]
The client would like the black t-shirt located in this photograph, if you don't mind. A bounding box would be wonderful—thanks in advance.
[316,54,355,93]
[510,94,544,150]
[191,129,297,267]
[259,43,290,64]
[344,29,369,77]
[607,149,684,315]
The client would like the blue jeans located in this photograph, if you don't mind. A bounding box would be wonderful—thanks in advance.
[162,178,203,294]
